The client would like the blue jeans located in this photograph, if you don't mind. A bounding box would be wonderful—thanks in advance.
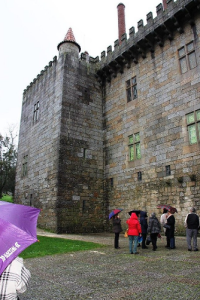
[129,235,138,253]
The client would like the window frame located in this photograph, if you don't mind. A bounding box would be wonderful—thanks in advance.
[33,101,40,124]
[137,171,142,181]
[165,165,171,176]
[22,155,28,177]
[128,133,141,161]
[186,110,200,145]
[126,76,137,103]
[178,41,197,74]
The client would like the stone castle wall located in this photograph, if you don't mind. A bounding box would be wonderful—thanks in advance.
[15,49,105,233]
[56,53,105,233]
[15,56,63,231]
[104,15,200,231]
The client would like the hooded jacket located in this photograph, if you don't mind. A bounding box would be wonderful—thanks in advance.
[126,213,142,236]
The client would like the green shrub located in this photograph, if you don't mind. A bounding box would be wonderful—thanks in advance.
[0,194,13,203]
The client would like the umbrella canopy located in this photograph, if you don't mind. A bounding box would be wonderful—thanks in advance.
[109,208,123,219]
[157,204,178,214]
[0,201,40,275]
[128,210,141,216]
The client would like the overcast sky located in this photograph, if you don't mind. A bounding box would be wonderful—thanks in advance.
[0,0,161,137]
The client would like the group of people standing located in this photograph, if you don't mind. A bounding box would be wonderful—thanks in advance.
[112,207,199,254]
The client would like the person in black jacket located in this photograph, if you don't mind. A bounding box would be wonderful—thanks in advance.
[166,210,175,249]
[140,211,148,249]
[184,207,199,251]
[112,214,122,249]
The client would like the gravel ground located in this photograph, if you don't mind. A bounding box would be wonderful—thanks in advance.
[19,230,200,300]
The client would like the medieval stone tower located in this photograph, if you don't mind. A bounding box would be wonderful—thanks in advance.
[15,0,200,233]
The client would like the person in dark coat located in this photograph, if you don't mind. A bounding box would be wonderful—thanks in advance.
[140,211,148,249]
[147,212,161,251]
[184,207,199,251]
[112,214,122,249]
[166,210,175,249]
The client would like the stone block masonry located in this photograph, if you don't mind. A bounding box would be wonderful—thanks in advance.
[104,13,200,230]
[15,41,105,233]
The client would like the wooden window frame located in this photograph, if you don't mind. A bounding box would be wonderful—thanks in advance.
[128,133,141,161]
[178,41,197,74]
[186,110,200,145]
[126,76,137,103]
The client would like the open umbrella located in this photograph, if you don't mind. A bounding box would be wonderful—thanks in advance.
[0,201,40,275]
[157,204,178,214]
[128,210,141,216]
[109,208,123,219]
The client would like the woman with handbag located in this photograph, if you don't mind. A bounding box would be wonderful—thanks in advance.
[126,212,142,254]
[165,210,175,249]
[147,212,161,251]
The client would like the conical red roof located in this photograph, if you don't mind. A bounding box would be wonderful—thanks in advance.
[64,28,76,42]
[57,27,81,52]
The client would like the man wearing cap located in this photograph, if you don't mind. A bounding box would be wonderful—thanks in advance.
[184,207,199,251]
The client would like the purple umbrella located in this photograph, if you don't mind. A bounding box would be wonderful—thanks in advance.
[0,201,40,275]
[109,208,123,219]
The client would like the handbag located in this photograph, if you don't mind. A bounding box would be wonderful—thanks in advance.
[138,236,143,243]
[124,229,128,238]
[146,235,152,245]
[163,224,171,229]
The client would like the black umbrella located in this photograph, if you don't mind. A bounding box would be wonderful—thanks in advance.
[128,210,141,216]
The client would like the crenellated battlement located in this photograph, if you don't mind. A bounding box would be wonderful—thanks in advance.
[23,56,57,97]
[23,0,197,93]
[80,0,198,84]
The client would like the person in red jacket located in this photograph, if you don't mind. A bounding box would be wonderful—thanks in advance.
[126,212,142,254]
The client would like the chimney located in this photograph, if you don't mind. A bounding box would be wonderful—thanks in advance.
[163,0,167,10]
[117,3,126,45]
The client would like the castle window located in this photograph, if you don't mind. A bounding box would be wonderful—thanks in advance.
[137,171,142,181]
[128,133,141,161]
[110,178,114,188]
[30,194,33,206]
[83,148,87,159]
[186,110,200,144]
[33,101,39,123]
[178,41,197,74]
[22,155,28,177]
[166,165,171,176]
[82,200,86,212]
[126,76,137,102]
